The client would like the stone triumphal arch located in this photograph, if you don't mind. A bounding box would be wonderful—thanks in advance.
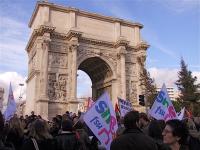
[25,1,149,119]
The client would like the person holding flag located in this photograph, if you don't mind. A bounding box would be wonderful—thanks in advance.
[4,83,17,121]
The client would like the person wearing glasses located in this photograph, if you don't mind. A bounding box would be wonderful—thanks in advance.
[162,119,189,150]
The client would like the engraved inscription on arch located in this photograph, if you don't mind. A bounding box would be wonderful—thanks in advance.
[49,43,68,53]
[48,52,68,68]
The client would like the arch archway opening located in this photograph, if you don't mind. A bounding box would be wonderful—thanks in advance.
[77,70,92,98]
[77,57,113,100]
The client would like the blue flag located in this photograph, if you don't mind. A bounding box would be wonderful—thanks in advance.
[4,83,16,121]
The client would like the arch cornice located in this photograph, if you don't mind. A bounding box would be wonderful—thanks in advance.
[26,25,55,52]
[29,1,143,29]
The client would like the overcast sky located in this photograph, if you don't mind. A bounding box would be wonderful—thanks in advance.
[0,0,199,104]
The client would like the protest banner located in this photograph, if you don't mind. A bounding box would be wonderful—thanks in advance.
[4,83,16,121]
[83,92,118,150]
[118,98,133,117]
[149,84,177,121]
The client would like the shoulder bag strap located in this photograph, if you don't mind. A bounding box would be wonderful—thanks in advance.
[31,138,40,150]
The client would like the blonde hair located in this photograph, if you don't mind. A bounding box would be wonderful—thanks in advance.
[29,119,52,140]
[9,117,24,137]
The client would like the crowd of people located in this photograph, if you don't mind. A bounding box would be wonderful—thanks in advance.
[0,110,200,150]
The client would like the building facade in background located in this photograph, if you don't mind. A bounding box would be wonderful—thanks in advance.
[0,87,4,111]
[25,1,149,119]
[156,87,179,101]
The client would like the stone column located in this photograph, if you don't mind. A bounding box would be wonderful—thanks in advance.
[92,84,97,100]
[67,47,72,100]
[71,43,78,101]
[41,33,51,99]
[118,46,127,99]
[111,79,118,106]
[37,32,51,120]
[68,37,79,112]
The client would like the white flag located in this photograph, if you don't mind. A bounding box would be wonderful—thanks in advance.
[4,83,16,121]
[83,92,118,150]
[149,84,177,121]
[177,107,185,120]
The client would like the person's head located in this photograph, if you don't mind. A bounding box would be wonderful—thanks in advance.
[139,112,150,128]
[124,110,139,130]
[31,111,34,115]
[162,119,188,147]
[9,117,24,137]
[78,111,82,118]
[149,120,164,140]
[29,119,52,140]
[66,111,69,115]
[61,119,73,132]
[20,115,24,120]
[62,114,68,121]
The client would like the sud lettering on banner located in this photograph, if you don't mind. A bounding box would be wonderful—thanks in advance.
[118,98,133,117]
[83,92,118,150]
[149,84,177,121]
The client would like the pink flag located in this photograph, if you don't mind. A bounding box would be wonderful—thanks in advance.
[86,97,94,110]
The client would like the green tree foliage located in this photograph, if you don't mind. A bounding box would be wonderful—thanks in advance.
[176,58,200,102]
[176,58,200,116]
[140,68,157,106]
[172,100,182,112]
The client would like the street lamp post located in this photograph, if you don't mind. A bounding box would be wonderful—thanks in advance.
[18,83,24,116]
[19,83,24,100]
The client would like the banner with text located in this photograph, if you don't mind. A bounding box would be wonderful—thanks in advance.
[118,98,133,117]
[83,92,118,150]
[149,84,177,121]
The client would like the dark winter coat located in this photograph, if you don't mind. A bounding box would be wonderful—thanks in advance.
[54,132,81,150]
[21,138,56,150]
[76,129,90,150]
[110,128,158,150]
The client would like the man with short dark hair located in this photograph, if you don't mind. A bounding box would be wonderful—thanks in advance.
[54,120,81,150]
[110,111,158,150]
[139,112,150,135]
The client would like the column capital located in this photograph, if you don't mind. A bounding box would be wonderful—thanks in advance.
[115,36,129,48]
[117,46,127,59]
[137,55,146,66]
[135,41,149,51]
[69,42,79,52]
[42,32,51,43]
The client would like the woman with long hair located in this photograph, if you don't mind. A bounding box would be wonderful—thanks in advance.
[21,119,56,150]
[4,116,24,150]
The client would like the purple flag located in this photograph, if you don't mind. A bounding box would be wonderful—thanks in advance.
[4,83,16,121]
